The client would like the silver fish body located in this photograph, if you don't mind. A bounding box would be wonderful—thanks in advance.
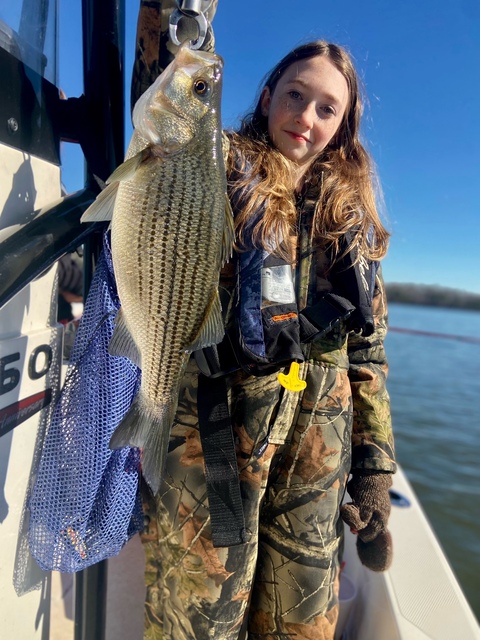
[82,45,232,493]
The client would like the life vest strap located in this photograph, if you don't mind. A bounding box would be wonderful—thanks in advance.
[197,374,248,547]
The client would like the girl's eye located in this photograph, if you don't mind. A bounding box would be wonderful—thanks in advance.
[321,106,336,116]
[287,90,302,100]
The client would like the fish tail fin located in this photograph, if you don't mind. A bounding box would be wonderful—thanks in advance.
[109,395,175,495]
[109,395,151,449]
[140,407,176,494]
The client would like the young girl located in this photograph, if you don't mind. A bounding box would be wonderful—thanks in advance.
[141,41,396,640]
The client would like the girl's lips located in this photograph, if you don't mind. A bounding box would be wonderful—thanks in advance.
[285,130,309,143]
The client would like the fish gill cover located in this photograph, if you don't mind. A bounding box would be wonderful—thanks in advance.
[28,233,143,572]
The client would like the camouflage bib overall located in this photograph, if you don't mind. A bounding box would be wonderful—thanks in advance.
[140,193,395,640]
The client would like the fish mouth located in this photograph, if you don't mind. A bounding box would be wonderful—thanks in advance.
[175,43,224,70]
[132,43,223,148]
[175,44,224,87]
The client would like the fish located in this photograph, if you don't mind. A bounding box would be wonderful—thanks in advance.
[81,44,233,494]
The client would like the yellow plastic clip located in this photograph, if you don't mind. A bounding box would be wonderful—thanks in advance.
[278,361,307,392]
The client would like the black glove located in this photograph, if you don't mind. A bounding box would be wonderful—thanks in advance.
[340,471,393,572]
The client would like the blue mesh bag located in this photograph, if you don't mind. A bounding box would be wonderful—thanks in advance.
[29,232,143,572]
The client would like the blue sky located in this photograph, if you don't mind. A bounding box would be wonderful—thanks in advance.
[59,0,480,293]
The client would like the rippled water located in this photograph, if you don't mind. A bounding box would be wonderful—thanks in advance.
[386,303,480,621]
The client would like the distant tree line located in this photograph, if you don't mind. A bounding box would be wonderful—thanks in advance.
[385,283,480,312]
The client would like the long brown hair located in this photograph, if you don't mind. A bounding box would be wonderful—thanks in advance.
[228,41,390,262]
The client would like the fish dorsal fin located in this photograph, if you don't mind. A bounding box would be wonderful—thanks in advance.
[108,309,142,368]
[184,289,224,353]
[106,148,151,184]
[81,181,119,223]
[222,194,235,266]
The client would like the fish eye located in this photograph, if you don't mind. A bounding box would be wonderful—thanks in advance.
[193,78,211,99]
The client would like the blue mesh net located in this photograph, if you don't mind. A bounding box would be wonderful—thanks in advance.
[28,232,143,572]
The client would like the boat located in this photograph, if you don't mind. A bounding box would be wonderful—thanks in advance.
[337,466,480,639]
[47,463,480,639]
[1,1,479,638]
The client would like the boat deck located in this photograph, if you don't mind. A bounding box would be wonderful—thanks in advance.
[50,466,480,640]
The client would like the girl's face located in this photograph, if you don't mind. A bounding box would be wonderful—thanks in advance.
[261,55,349,170]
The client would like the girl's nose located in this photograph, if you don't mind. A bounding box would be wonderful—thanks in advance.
[294,102,316,128]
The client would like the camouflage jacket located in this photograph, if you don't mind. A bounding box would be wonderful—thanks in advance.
[220,178,396,475]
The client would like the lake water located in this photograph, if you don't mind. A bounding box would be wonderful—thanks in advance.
[386,303,480,622]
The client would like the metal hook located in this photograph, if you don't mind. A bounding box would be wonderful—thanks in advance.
[178,0,203,16]
[178,0,214,16]
[169,9,209,50]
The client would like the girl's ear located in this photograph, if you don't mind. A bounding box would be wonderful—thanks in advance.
[260,87,271,117]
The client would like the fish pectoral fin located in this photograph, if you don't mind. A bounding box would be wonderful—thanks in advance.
[184,289,225,353]
[81,181,119,222]
[108,309,142,368]
[106,148,152,184]
[221,194,235,266]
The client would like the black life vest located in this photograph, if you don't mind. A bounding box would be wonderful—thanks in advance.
[195,239,377,379]
[194,159,378,548]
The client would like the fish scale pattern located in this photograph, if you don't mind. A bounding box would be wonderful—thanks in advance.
[28,233,143,572]
[112,139,226,408]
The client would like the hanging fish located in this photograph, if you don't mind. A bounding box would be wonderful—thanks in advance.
[82,44,233,494]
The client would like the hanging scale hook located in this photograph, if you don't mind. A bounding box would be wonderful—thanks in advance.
[169,0,213,50]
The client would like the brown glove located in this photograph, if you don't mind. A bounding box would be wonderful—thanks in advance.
[340,471,393,572]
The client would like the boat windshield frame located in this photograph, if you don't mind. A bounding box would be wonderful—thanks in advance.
[0,0,58,85]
